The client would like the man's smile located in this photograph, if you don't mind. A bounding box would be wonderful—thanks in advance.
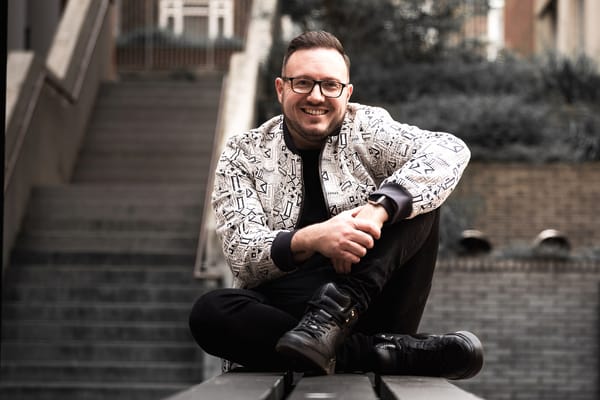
[302,107,328,116]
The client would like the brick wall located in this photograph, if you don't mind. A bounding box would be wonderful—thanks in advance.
[504,0,535,57]
[420,259,600,400]
[449,162,600,252]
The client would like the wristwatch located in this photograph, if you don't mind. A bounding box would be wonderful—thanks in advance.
[367,194,395,218]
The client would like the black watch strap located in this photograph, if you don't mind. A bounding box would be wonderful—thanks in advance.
[367,194,396,219]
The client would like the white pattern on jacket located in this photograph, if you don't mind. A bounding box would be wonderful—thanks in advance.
[212,103,470,289]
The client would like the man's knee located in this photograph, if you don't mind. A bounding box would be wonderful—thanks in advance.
[189,289,236,349]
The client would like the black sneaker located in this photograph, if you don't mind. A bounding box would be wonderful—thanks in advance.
[275,282,358,375]
[373,331,484,379]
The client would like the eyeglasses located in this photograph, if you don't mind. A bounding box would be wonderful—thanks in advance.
[282,77,348,98]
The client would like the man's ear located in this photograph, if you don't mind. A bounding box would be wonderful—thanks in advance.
[275,77,284,103]
[345,83,354,102]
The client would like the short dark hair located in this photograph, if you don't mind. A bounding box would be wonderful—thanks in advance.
[282,31,351,74]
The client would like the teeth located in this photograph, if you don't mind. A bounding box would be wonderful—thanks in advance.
[304,108,327,116]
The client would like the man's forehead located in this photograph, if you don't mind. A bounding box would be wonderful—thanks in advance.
[284,48,349,79]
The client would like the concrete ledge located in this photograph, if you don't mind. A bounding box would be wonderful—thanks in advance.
[46,0,108,97]
[163,372,289,400]
[4,52,45,177]
[378,376,483,400]
[164,372,484,399]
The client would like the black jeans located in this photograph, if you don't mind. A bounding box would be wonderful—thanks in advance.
[189,209,440,371]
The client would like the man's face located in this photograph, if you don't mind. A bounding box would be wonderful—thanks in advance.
[275,48,353,149]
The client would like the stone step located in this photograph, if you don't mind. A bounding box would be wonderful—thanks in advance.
[3,264,203,286]
[76,146,213,157]
[9,250,196,266]
[91,95,218,106]
[22,218,201,234]
[86,127,214,138]
[2,320,194,342]
[78,138,213,150]
[2,301,193,323]
[0,381,186,400]
[25,185,205,216]
[1,340,203,363]
[94,95,220,109]
[18,223,199,235]
[14,231,198,253]
[1,76,221,400]
[89,108,213,122]
[24,203,202,220]
[4,283,202,304]
[86,116,216,131]
[71,170,210,184]
[1,361,202,383]
[73,157,212,176]
[97,82,221,101]
[93,96,221,108]
[29,184,203,201]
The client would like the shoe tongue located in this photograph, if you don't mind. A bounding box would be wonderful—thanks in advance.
[319,295,348,313]
[319,283,352,308]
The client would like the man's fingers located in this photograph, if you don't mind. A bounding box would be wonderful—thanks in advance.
[352,218,381,240]
[346,228,375,250]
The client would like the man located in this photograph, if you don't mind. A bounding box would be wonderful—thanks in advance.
[190,31,483,377]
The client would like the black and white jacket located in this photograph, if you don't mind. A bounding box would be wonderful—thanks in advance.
[212,103,470,288]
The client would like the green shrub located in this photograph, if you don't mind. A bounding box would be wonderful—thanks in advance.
[384,93,600,162]
[538,53,600,104]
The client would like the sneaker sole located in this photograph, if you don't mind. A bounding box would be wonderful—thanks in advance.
[275,335,336,375]
[452,331,484,380]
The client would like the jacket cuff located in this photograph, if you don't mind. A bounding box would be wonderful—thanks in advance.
[371,183,413,224]
[271,230,299,272]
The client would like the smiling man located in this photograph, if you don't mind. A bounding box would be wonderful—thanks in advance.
[276,46,353,149]
[189,31,484,378]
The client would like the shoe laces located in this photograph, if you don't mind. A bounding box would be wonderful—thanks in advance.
[295,301,337,339]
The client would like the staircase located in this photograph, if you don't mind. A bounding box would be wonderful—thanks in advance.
[1,75,223,399]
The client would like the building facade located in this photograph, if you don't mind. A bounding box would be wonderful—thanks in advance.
[505,0,600,65]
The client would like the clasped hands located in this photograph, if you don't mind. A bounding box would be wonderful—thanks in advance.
[290,203,389,274]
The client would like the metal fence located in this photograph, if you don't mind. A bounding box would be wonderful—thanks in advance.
[115,0,252,71]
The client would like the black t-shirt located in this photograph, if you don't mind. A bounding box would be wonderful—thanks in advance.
[296,148,329,229]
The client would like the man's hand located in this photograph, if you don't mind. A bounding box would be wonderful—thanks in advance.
[291,204,389,274]
[355,201,389,228]
[330,203,389,273]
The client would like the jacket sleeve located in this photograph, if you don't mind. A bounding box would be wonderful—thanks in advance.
[211,134,288,288]
[359,106,471,219]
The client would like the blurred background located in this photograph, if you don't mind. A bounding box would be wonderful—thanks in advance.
[3,1,600,399]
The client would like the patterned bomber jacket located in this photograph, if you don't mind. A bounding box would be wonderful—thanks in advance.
[212,103,471,289]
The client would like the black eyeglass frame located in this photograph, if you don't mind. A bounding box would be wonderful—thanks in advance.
[281,76,349,98]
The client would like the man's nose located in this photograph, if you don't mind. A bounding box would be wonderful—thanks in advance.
[307,83,325,101]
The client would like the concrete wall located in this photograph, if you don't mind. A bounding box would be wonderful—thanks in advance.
[504,0,535,57]
[421,258,600,400]
[7,0,64,57]
[449,162,600,253]
[422,162,600,398]
[534,0,600,66]
[4,0,114,269]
